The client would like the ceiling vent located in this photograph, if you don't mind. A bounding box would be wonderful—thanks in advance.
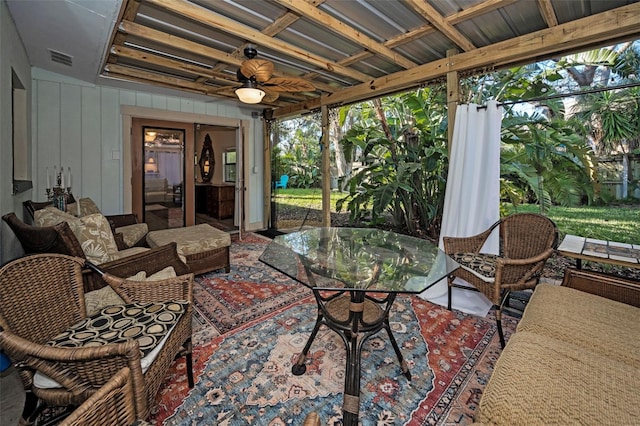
[49,49,73,67]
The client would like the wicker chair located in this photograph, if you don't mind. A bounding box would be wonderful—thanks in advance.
[59,367,139,426]
[0,253,194,421]
[443,213,558,347]
[2,212,189,292]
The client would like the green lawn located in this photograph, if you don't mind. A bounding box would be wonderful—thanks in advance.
[273,188,343,212]
[274,189,639,244]
[504,204,640,244]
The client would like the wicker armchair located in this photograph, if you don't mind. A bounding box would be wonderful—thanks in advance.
[0,254,194,421]
[443,213,558,347]
[59,367,139,426]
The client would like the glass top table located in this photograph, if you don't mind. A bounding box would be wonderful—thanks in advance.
[259,227,459,425]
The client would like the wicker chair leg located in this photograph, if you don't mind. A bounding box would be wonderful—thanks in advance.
[185,338,194,388]
[495,308,506,348]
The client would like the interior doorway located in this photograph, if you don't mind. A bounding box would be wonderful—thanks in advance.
[142,126,185,231]
[125,108,250,235]
[131,118,195,229]
[194,124,240,234]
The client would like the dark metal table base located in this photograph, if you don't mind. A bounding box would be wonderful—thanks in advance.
[292,290,411,426]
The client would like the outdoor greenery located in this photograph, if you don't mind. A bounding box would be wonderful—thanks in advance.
[273,188,343,208]
[272,41,640,238]
[275,189,639,246]
[505,203,640,244]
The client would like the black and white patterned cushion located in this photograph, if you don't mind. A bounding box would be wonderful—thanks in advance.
[451,252,497,283]
[47,301,187,357]
[34,301,188,389]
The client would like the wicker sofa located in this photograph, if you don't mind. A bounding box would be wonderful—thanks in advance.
[474,268,640,425]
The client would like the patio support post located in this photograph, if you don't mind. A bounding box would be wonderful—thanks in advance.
[446,49,459,153]
[263,113,273,229]
[321,105,331,226]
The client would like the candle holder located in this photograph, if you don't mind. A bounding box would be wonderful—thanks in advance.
[46,170,72,212]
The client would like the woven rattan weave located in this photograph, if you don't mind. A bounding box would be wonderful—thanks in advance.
[0,253,194,421]
[443,213,558,347]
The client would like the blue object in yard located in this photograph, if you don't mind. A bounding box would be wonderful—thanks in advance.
[274,175,289,189]
[0,351,10,372]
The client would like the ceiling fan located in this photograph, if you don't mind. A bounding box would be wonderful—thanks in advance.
[235,46,315,104]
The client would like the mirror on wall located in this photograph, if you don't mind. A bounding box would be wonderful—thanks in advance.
[12,69,32,194]
[199,134,215,182]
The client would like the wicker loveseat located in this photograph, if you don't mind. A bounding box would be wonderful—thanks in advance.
[2,212,189,293]
[474,268,640,425]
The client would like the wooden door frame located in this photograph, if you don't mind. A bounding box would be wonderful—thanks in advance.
[131,118,195,226]
[121,106,249,233]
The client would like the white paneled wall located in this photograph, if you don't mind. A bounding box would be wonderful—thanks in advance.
[1,0,32,264]
[31,68,265,228]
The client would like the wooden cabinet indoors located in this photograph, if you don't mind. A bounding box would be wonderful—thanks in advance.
[196,184,235,220]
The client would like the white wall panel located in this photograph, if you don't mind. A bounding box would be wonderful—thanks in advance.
[60,84,82,197]
[205,103,219,116]
[119,90,136,108]
[36,81,61,187]
[100,87,121,214]
[180,99,194,112]
[135,92,152,108]
[167,97,181,111]
[80,86,101,202]
[30,69,266,231]
[151,94,167,110]
[1,0,33,262]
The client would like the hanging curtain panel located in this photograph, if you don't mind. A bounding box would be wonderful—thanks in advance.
[420,100,503,316]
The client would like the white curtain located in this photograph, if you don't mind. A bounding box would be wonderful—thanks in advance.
[419,100,503,316]
[157,152,183,186]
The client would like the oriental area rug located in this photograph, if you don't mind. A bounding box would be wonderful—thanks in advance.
[148,233,519,426]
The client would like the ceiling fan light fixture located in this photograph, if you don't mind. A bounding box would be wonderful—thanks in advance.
[235,80,265,104]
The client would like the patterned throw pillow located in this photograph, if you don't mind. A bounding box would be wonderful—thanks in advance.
[68,213,119,264]
[66,197,101,217]
[84,285,127,316]
[34,206,79,227]
[147,266,177,281]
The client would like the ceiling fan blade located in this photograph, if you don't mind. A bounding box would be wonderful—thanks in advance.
[240,59,274,82]
[262,90,280,103]
[264,77,315,92]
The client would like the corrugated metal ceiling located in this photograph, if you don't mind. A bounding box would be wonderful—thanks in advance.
[101,0,640,116]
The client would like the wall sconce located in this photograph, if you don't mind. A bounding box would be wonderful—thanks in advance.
[235,80,265,104]
[144,157,158,173]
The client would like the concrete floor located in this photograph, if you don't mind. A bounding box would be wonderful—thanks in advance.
[0,366,25,425]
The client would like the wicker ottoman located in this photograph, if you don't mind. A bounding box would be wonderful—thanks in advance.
[146,224,231,275]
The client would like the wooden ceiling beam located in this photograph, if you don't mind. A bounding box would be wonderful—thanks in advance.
[106,0,142,64]
[272,2,640,118]
[104,65,292,107]
[537,0,559,27]
[111,45,237,85]
[449,0,518,23]
[146,0,373,83]
[118,21,332,92]
[404,0,476,52]
[119,21,243,67]
[274,0,418,69]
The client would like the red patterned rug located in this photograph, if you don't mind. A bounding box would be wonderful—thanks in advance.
[148,233,519,425]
